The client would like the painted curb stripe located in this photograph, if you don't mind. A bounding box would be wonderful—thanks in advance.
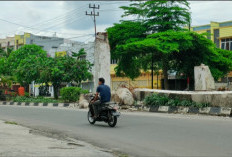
[149,106,232,116]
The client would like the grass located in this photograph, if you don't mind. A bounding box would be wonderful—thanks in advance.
[5,121,18,125]
[13,96,63,103]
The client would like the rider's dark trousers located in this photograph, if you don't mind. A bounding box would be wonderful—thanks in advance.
[92,100,101,116]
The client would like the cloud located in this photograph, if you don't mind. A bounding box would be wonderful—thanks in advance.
[0,1,232,42]
[190,1,232,26]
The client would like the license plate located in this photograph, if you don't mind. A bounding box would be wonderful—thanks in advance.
[112,112,121,117]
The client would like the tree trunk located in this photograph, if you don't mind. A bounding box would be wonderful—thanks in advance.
[162,56,169,90]
[24,83,29,93]
[151,55,154,89]
[53,85,59,99]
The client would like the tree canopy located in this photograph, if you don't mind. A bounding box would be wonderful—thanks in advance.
[0,44,93,99]
[36,49,92,99]
[7,44,47,75]
[108,0,191,89]
[120,0,191,32]
[107,0,232,90]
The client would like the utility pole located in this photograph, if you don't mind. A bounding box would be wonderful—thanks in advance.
[86,4,100,39]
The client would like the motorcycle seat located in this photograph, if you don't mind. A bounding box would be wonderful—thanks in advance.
[102,102,116,105]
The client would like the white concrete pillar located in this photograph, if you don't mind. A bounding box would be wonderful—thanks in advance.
[93,32,111,92]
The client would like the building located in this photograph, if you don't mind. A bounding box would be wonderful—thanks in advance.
[110,63,162,90]
[191,20,232,50]
[0,32,64,53]
[191,20,232,80]
[0,36,15,51]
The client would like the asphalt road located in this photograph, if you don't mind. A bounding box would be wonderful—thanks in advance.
[0,105,232,157]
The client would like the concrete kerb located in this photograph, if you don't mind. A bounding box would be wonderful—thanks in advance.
[148,105,231,117]
[1,101,231,117]
[0,101,78,108]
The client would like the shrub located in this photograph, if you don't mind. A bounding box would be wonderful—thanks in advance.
[166,99,181,107]
[24,92,30,97]
[144,94,210,108]
[13,96,59,103]
[0,90,6,101]
[60,87,88,102]
[179,100,193,107]
[144,94,169,107]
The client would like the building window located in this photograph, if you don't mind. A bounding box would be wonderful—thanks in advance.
[214,29,220,48]
[221,38,232,51]
[16,40,19,49]
[30,40,33,44]
[111,59,118,64]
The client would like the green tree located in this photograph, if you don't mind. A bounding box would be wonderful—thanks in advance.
[0,48,6,58]
[108,0,191,89]
[5,45,47,91]
[121,0,190,32]
[0,75,16,89]
[15,55,47,87]
[107,21,147,59]
[7,44,47,74]
[0,57,8,75]
[39,50,92,99]
[115,30,232,87]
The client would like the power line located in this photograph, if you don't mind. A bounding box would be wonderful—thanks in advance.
[32,34,94,44]
[86,4,100,39]
[0,16,90,38]
[29,4,87,29]
[0,4,88,36]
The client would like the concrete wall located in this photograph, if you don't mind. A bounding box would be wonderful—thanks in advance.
[134,88,232,107]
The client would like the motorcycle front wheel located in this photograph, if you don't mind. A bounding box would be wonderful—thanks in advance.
[88,111,95,125]
[108,114,117,127]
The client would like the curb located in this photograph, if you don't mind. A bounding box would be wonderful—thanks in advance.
[0,101,77,108]
[149,106,232,117]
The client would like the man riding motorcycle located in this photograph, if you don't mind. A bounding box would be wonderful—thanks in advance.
[91,78,111,119]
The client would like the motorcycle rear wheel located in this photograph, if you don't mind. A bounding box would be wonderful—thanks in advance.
[88,111,95,125]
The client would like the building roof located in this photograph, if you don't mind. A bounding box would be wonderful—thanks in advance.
[192,20,232,31]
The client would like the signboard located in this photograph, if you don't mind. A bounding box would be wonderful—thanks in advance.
[55,51,67,57]
[34,83,52,88]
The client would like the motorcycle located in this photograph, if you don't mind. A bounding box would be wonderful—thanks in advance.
[87,95,120,127]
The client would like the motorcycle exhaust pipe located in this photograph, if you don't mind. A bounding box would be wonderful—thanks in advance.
[100,116,108,120]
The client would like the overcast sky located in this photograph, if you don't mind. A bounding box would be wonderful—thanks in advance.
[0,1,231,42]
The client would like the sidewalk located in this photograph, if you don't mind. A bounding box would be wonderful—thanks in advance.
[0,120,115,157]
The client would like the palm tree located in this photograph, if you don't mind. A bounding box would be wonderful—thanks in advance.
[0,75,16,89]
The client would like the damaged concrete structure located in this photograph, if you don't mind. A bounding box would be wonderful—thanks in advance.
[134,88,232,107]
[194,64,216,91]
[31,32,111,96]
[93,32,111,92]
